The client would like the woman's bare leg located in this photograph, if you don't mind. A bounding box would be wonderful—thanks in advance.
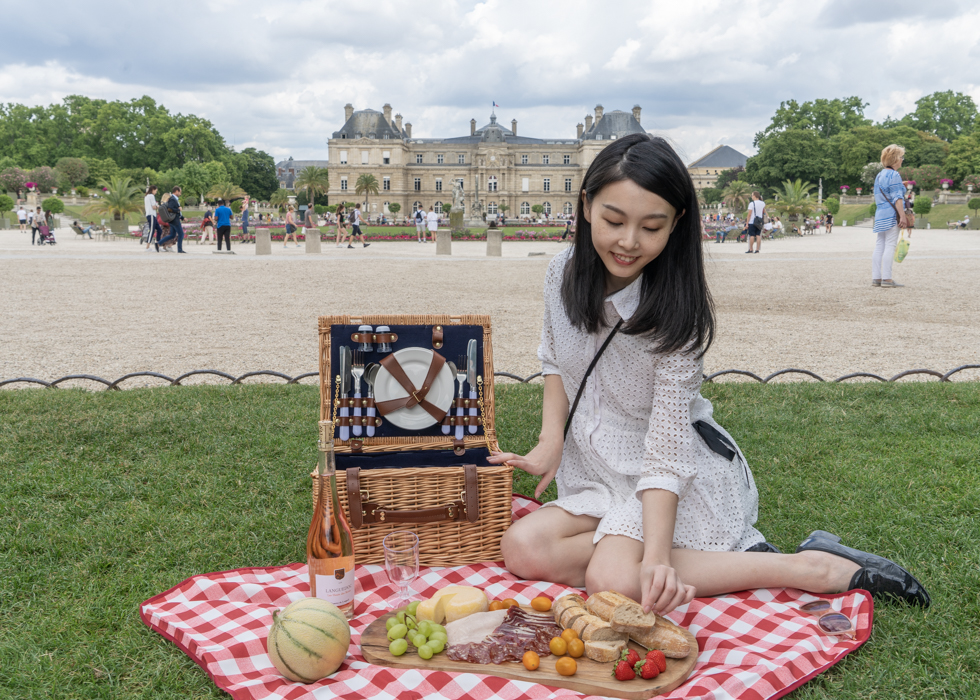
[501,507,600,587]
[585,535,861,606]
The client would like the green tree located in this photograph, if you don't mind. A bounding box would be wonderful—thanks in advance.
[0,193,14,213]
[701,187,723,205]
[354,173,380,210]
[715,166,745,190]
[83,175,143,221]
[898,165,948,191]
[0,166,27,193]
[269,188,289,211]
[944,136,980,184]
[824,195,840,216]
[294,166,330,206]
[745,129,837,191]
[498,204,510,214]
[206,182,247,202]
[441,204,452,215]
[29,166,58,192]
[82,157,119,187]
[387,202,401,215]
[237,147,278,200]
[860,162,883,187]
[755,96,870,145]
[968,198,980,217]
[900,90,978,143]
[42,197,65,214]
[230,199,243,214]
[721,180,753,214]
[770,179,818,221]
[912,196,932,223]
[54,158,89,189]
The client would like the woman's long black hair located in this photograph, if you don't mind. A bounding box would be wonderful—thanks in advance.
[560,133,714,355]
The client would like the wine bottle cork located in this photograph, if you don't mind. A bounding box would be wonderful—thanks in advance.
[318,420,335,446]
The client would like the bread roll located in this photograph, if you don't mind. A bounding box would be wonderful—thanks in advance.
[585,590,640,622]
[553,594,585,619]
[559,606,589,629]
[584,639,628,663]
[628,618,692,659]
[586,590,691,658]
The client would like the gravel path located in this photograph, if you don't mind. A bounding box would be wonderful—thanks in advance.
[2,227,979,386]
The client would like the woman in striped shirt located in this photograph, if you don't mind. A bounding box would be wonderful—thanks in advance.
[871,144,910,288]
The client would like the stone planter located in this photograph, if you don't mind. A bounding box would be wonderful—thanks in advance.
[109,218,130,234]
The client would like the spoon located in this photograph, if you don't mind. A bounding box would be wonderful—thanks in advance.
[365,363,380,437]
[442,361,456,435]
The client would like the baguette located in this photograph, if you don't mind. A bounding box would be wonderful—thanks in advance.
[571,613,628,642]
[585,590,641,622]
[552,594,586,623]
[559,606,589,630]
[584,639,628,663]
[629,618,692,659]
[586,590,691,659]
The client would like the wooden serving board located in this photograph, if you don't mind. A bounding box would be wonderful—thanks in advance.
[361,608,698,700]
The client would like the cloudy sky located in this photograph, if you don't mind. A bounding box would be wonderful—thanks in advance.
[1,0,978,165]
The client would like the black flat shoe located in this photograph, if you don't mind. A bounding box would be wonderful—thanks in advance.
[745,541,782,553]
[796,530,930,607]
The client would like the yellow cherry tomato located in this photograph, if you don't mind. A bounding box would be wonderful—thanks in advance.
[555,656,578,676]
[531,596,552,612]
[501,598,520,610]
[488,600,506,611]
[522,650,540,671]
[549,637,568,656]
[566,638,585,658]
[560,628,579,644]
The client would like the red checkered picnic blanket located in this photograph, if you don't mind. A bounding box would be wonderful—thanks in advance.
[141,495,872,700]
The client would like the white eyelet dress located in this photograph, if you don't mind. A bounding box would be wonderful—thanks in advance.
[539,248,766,551]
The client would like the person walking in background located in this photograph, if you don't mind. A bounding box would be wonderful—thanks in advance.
[745,191,765,254]
[30,206,43,245]
[824,211,834,234]
[414,206,426,242]
[425,206,438,243]
[872,144,909,288]
[284,205,299,247]
[144,186,162,250]
[562,215,575,240]
[157,187,186,253]
[302,204,317,246]
[348,203,370,248]
[214,198,232,251]
[200,205,214,245]
[335,204,348,247]
[241,197,250,242]
[17,205,27,232]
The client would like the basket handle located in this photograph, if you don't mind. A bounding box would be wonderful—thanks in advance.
[346,464,479,528]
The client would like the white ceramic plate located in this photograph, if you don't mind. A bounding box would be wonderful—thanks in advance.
[374,347,455,430]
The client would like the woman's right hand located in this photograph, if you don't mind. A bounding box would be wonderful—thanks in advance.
[487,438,563,499]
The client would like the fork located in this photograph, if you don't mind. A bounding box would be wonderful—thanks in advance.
[455,355,467,440]
[351,350,365,437]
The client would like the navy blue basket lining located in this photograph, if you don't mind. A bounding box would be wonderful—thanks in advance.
[329,324,486,441]
[335,447,493,471]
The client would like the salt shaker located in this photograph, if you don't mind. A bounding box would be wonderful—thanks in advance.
[376,325,393,354]
[357,324,374,353]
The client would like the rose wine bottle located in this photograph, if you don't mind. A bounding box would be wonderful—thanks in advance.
[307,420,355,619]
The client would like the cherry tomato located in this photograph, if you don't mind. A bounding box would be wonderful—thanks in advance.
[566,638,584,658]
[522,650,540,671]
[560,628,578,644]
[530,596,552,612]
[501,598,520,610]
[555,656,577,676]
[549,637,567,656]
[488,600,506,611]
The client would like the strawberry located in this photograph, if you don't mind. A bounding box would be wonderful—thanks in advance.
[634,659,660,680]
[612,659,636,681]
[645,649,667,674]
[622,648,641,668]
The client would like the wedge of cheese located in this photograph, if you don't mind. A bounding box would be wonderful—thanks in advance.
[416,585,488,624]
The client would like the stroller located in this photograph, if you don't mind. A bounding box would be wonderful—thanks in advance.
[37,224,57,245]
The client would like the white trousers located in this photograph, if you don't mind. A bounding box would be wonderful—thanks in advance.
[872,225,900,280]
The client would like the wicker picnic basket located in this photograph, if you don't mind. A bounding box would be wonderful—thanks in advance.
[312,314,512,567]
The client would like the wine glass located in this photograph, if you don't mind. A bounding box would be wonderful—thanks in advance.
[383,530,420,609]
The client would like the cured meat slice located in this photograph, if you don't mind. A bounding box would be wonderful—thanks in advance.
[446,606,562,665]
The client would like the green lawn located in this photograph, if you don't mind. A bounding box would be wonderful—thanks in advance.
[1,382,978,698]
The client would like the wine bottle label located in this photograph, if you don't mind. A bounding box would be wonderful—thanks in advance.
[309,555,355,606]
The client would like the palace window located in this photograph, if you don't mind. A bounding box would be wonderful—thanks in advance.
[434,201,443,214]
[456,178,465,190]
[340,177,348,191]
[521,177,529,192]
[563,202,574,215]
[596,135,602,140]
[413,201,422,211]
[565,178,573,192]
[383,151,390,165]
[383,176,390,191]
[542,155,550,165]
[383,134,390,139]
[339,151,348,165]
[414,177,421,191]
[563,154,571,165]
[361,151,369,164]
[543,178,551,192]
[435,178,442,192]
[488,176,497,192]
[279,182,285,188]
[543,202,552,215]
[458,154,465,164]
[383,201,389,210]
[437,154,444,164]
[487,201,498,215]
[521,154,528,164]
[416,154,423,164]
[520,201,530,215]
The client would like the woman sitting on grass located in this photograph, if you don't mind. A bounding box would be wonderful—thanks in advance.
[490,133,929,615]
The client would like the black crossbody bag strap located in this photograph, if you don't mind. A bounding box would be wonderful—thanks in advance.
[563,319,623,440]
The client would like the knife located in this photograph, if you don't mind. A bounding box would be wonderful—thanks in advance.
[467,339,478,434]
[339,346,351,441]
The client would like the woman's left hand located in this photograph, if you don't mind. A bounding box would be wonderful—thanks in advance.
[639,560,696,615]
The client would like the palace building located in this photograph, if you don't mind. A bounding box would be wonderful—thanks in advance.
[687,145,749,192]
[325,103,649,218]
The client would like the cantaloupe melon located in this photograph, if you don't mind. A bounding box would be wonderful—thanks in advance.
[266,597,351,683]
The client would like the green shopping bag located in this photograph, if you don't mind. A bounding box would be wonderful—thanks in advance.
[894,230,910,263]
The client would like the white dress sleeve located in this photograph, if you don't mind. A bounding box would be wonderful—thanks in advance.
[536,252,567,377]
[635,347,704,498]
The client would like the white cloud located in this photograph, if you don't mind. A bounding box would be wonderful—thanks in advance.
[0,0,978,165]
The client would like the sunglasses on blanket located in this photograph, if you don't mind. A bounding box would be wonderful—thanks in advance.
[799,600,855,639]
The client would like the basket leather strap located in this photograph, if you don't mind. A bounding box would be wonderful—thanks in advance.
[347,464,480,527]
[376,352,446,422]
